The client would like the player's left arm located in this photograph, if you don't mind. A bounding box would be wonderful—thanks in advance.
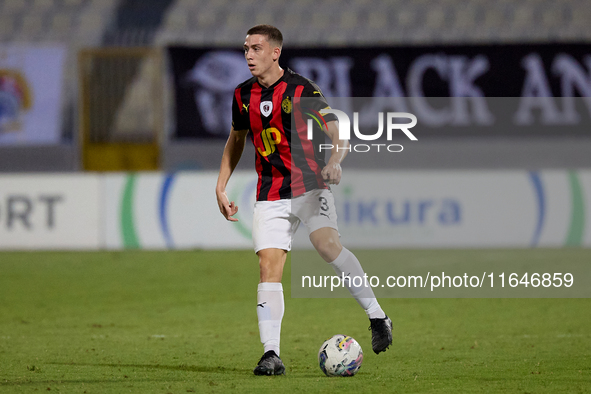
[302,81,345,184]
[321,120,348,185]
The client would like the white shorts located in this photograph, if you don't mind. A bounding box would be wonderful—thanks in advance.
[252,188,339,253]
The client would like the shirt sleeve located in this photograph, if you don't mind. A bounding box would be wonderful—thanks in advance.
[301,82,338,123]
[231,90,249,131]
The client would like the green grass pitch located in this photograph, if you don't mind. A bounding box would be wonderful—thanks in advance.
[0,250,590,393]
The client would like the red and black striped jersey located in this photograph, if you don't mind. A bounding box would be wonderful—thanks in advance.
[232,68,336,201]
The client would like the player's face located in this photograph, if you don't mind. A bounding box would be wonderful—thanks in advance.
[243,34,278,78]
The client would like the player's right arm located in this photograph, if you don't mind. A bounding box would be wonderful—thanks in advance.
[216,126,248,222]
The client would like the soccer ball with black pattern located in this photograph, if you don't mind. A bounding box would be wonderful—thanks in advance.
[318,335,363,377]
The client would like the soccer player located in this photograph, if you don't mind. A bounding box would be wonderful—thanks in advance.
[215,24,392,376]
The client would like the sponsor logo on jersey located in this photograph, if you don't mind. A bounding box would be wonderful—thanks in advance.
[257,127,281,157]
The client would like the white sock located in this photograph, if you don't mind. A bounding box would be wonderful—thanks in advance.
[329,247,386,319]
[257,282,284,356]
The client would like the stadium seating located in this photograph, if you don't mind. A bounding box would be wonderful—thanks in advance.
[1,0,589,66]
[153,0,591,45]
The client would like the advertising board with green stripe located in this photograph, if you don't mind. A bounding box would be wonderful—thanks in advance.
[103,172,256,250]
[101,170,590,250]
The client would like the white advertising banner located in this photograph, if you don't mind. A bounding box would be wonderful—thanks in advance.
[0,170,588,250]
[102,170,591,250]
[103,172,256,249]
[0,174,100,249]
[327,170,585,248]
[0,45,66,145]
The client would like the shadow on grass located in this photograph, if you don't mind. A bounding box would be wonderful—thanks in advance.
[0,378,163,386]
[1,362,251,386]
[48,361,250,374]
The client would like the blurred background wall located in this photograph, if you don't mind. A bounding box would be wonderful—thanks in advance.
[0,0,590,173]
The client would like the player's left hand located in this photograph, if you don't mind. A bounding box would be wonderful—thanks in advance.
[321,162,342,185]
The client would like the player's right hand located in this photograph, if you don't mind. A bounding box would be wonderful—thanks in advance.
[216,189,239,222]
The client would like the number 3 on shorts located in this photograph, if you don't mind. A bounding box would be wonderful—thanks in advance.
[319,197,329,212]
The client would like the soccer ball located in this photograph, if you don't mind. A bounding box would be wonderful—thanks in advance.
[318,334,363,377]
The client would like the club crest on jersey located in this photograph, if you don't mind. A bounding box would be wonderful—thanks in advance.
[260,101,273,117]
[281,96,292,114]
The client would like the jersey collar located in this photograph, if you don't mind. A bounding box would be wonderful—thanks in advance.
[257,68,288,90]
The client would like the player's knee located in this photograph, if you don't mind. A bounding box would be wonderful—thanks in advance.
[259,261,282,282]
[314,237,342,262]
[258,250,285,281]
[259,257,275,272]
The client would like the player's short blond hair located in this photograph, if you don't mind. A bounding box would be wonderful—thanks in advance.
[246,25,283,49]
